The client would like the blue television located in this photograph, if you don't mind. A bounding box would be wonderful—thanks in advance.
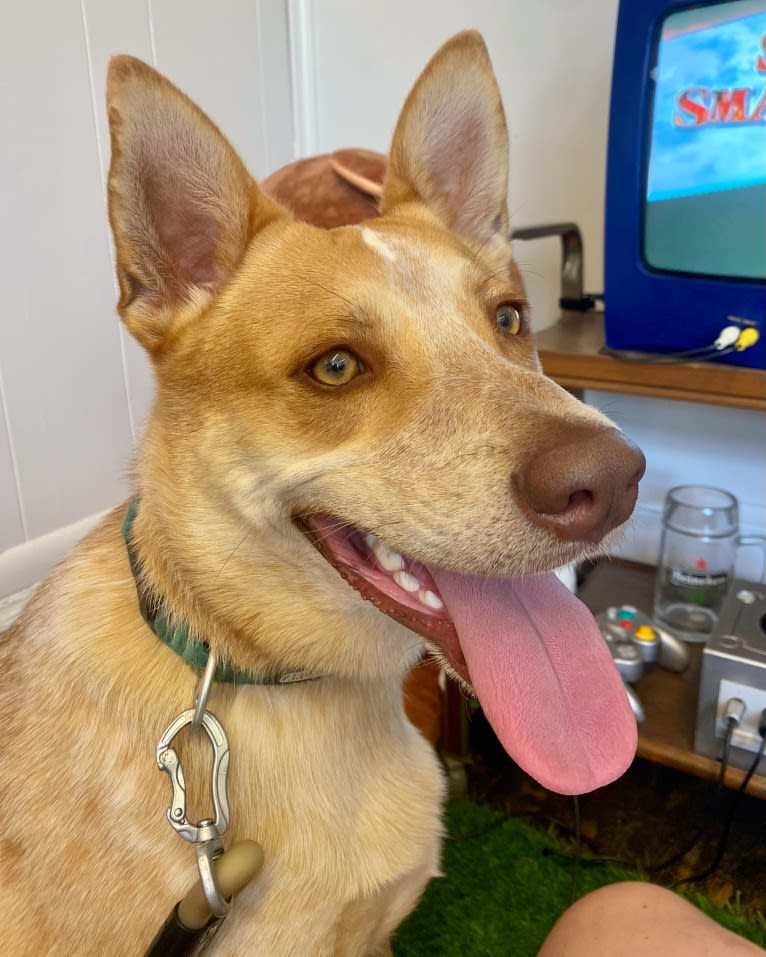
[604,0,766,370]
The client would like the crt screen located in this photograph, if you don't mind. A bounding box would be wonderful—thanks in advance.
[644,0,766,280]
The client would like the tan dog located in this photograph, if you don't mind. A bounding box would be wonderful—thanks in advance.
[0,32,645,956]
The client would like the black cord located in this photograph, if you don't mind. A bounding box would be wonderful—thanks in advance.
[600,344,737,365]
[570,795,581,904]
[644,717,737,873]
[474,713,758,893]
[672,712,766,889]
[541,720,739,875]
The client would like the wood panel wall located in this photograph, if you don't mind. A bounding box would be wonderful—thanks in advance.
[0,0,295,589]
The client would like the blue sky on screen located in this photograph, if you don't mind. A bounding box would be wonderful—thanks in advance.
[647,2,766,201]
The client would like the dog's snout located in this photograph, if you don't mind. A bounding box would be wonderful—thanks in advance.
[513,425,646,543]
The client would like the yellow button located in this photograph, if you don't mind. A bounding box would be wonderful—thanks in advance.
[635,625,656,641]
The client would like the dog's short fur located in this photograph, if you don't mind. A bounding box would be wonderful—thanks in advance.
[0,32,643,956]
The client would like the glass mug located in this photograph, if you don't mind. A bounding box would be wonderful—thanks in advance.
[653,485,766,643]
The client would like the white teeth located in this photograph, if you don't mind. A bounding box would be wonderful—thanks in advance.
[363,531,442,609]
[372,540,405,572]
[394,570,420,593]
[420,589,444,610]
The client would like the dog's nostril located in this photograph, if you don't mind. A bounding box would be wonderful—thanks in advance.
[563,489,593,515]
[514,425,644,543]
[516,473,596,519]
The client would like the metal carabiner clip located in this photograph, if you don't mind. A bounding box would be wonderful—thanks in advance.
[157,707,232,917]
[156,708,231,844]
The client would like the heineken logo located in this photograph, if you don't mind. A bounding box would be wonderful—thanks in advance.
[669,569,728,588]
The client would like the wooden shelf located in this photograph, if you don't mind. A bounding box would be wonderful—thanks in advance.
[577,560,766,800]
[536,312,765,411]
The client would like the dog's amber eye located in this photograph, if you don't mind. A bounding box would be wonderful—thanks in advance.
[495,304,523,335]
[309,350,362,386]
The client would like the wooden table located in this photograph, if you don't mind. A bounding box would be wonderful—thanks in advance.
[578,560,766,799]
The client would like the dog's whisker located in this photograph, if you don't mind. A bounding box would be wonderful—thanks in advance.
[467,232,497,269]
[298,276,358,311]
[515,264,546,282]
[479,264,530,289]
[407,652,440,673]
[301,520,357,548]
[215,528,254,581]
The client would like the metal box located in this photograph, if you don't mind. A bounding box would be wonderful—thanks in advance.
[694,580,766,772]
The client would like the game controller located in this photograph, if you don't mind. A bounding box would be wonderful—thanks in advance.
[595,605,690,722]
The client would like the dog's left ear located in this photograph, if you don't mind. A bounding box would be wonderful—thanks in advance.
[381,31,509,254]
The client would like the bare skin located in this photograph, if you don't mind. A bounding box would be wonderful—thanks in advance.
[538,882,764,957]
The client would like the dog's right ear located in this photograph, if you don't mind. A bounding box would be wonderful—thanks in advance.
[107,56,284,351]
[381,32,510,260]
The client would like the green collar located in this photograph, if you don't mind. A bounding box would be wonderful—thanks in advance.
[121,498,319,686]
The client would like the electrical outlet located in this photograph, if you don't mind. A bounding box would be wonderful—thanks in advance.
[715,678,766,753]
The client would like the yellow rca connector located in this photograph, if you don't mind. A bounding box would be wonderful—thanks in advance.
[735,328,760,351]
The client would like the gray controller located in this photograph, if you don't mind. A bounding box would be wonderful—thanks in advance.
[596,605,690,722]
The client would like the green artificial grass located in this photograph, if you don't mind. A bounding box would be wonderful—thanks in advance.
[393,800,766,957]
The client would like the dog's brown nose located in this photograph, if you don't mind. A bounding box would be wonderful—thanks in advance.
[514,424,645,543]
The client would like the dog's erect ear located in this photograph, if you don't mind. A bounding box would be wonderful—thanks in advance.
[107,56,284,350]
[381,31,509,253]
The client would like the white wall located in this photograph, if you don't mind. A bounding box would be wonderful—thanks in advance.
[0,0,295,594]
[304,0,616,330]
[587,392,766,575]
[1,0,764,597]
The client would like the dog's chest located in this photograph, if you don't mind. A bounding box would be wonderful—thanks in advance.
[166,684,446,955]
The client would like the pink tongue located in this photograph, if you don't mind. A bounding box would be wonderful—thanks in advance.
[428,569,637,795]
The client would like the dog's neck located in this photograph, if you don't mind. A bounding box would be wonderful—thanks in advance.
[121,498,322,686]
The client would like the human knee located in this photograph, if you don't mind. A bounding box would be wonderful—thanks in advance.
[538,881,763,957]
